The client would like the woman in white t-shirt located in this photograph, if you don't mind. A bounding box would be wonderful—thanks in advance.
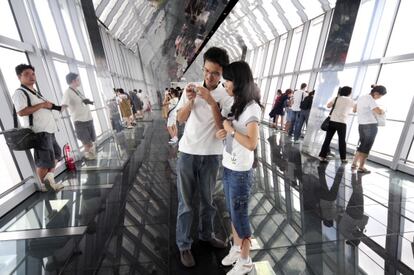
[352,85,387,173]
[165,88,179,144]
[215,61,262,274]
[319,86,354,163]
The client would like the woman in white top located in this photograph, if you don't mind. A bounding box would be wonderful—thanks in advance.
[319,86,354,163]
[215,61,262,275]
[165,88,179,144]
[352,85,387,173]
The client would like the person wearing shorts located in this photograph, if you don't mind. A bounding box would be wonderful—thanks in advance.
[62,73,97,160]
[13,64,64,192]
[352,85,387,173]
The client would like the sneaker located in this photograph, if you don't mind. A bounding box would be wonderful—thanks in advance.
[43,173,64,191]
[85,151,96,160]
[221,245,241,266]
[293,139,300,144]
[180,250,195,267]
[341,159,348,164]
[227,257,253,275]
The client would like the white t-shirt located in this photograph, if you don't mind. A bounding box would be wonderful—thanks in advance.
[62,87,93,122]
[291,89,308,111]
[222,102,261,171]
[357,94,378,124]
[177,82,233,155]
[330,96,354,124]
[12,86,57,134]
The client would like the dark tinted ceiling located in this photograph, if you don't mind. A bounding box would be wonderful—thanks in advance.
[93,0,231,81]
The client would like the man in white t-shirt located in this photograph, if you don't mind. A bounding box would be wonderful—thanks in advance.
[289,83,308,136]
[62,73,96,160]
[12,64,64,192]
[175,47,233,267]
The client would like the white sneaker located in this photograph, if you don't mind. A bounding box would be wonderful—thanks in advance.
[43,173,64,192]
[85,152,96,160]
[221,245,241,266]
[227,257,253,275]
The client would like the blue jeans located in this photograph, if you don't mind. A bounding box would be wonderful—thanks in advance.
[293,109,310,141]
[288,111,301,136]
[176,153,220,251]
[223,167,253,239]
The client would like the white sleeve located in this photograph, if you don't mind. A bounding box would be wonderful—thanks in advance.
[369,97,378,110]
[13,89,29,112]
[244,104,262,125]
[219,93,234,118]
[176,87,188,111]
[61,90,70,106]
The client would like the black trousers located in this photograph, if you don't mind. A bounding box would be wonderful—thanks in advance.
[319,121,347,159]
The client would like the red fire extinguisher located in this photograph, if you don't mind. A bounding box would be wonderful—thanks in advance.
[63,143,76,171]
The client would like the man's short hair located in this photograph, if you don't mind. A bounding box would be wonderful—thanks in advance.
[300,83,307,89]
[66,73,79,85]
[203,47,229,68]
[15,64,35,76]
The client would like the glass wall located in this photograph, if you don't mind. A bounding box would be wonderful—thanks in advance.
[0,0,153,199]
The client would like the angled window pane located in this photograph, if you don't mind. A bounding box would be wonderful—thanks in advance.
[33,0,64,54]
[376,61,414,121]
[273,34,287,75]
[386,0,414,57]
[301,16,323,70]
[346,0,375,63]
[52,60,69,94]
[0,0,21,40]
[0,136,22,196]
[278,1,302,28]
[263,40,275,77]
[59,0,83,61]
[370,0,399,59]
[76,4,95,64]
[281,75,292,91]
[254,46,265,78]
[259,77,268,102]
[299,0,323,20]
[0,47,28,94]
[285,27,303,73]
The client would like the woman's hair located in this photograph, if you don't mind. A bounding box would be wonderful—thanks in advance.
[338,86,352,96]
[308,90,315,96]
[370,84,387,95]
[284,88,293,95]
[223,61,262,120]
[277,89,282,95]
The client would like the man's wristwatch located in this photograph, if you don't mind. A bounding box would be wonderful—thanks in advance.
[230,130,235,137]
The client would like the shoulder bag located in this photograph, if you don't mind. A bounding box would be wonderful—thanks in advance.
[0,89,42,150]
[320,97,338,131]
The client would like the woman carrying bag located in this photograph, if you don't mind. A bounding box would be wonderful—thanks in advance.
[319,86,354,163]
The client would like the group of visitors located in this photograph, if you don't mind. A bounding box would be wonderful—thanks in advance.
[162,87,182,144]
[269,84,315,143]
[12,64,98,192]
[319,84,387,173]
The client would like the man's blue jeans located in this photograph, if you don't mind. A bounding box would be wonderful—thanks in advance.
[176,153,220,251]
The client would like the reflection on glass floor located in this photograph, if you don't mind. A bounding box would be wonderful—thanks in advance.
[78,126,144,171]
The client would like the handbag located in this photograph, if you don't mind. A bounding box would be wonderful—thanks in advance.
[375,112,386,126]
[0,89,41,150]
[320,97,338,131]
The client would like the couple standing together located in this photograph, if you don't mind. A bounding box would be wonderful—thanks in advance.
[175,47,261,275]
